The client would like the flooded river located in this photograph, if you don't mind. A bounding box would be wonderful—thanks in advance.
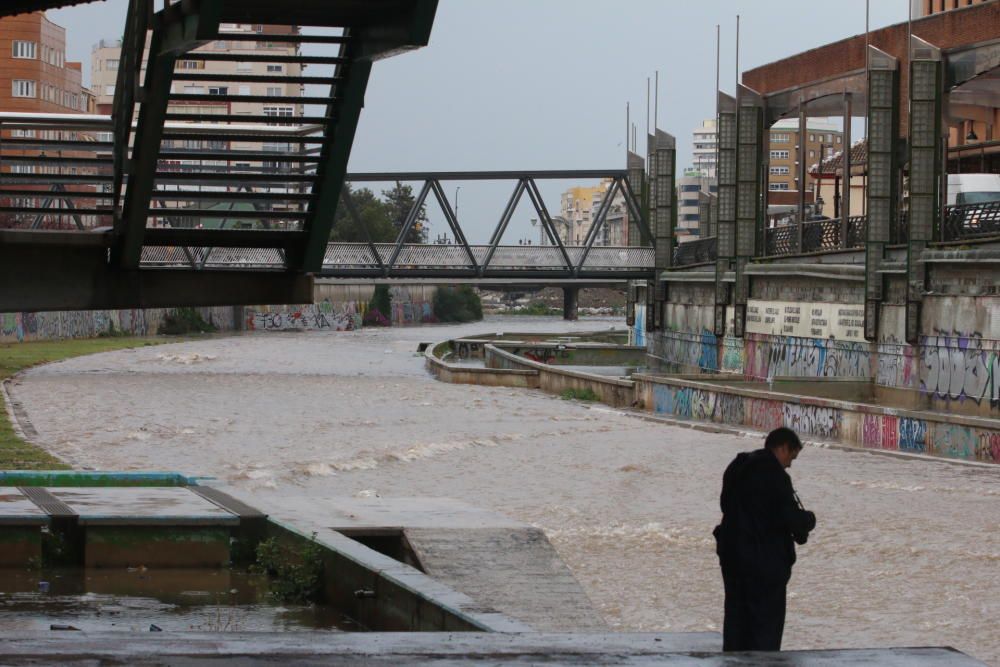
[10,317,1000,662]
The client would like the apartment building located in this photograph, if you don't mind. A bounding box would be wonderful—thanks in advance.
[556,180,627,246]
[0,11,100,229]
[677,170,716,242]
[691,119,717,178]
[766,118,842,203]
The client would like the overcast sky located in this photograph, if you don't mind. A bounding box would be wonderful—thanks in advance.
[50,0,908,243]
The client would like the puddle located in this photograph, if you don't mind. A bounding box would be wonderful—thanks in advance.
[0,569,363,633]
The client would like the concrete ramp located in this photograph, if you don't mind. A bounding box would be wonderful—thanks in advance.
[253,495,607,631]
[406,526,607,632]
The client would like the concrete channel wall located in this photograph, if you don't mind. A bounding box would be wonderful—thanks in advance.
[424,341,539,388]
[633,373,1000,464]
[485,345,636,408]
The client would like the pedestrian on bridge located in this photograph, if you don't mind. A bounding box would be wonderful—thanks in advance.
[713,427,816,652]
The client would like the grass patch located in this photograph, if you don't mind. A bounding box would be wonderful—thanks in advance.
[560,387,600,402]
[0,337,165,470]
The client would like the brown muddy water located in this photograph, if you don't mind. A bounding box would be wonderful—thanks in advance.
[9,317,1000,662]
[0,568,359,632]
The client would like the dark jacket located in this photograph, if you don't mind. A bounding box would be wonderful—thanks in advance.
[714,448,816,583]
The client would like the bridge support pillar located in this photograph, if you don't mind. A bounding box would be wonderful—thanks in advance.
[562,287,579,321]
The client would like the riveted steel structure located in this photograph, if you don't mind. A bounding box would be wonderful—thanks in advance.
[734,85,765,338]
[648,129,676,330]
[714,93,737,337]
[907,37,944,344]
[865,47,900,342]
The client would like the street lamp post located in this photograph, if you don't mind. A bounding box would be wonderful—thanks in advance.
[454,186,461,219]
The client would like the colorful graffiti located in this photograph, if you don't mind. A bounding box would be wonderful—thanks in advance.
[651,329,719,372]
[743,334,870,382]
[875,336,919,390]
[631,303,647,347]
[246,301,363,332]
[919,331,999,407]
[0,307,237,343]
[643,379,1000,464]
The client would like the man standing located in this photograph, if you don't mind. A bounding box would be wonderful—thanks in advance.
[714,427,816,652]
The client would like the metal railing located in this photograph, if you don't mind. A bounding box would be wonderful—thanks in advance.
[673,236,718,266]
[942,201,1000,241]
[764,216,867,256]
[140,243,655,276]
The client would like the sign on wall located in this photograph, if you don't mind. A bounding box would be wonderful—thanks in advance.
[745,300,866,342]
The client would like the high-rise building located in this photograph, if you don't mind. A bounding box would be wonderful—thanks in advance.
[676,170,716,242]
[691,119,717,178]
[91,23,303,118]
[913,0,992,17]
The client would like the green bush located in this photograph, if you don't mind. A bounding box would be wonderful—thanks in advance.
[158,307,216,335]
[517,301,558,316]
[560,387,600,401]
[366,285,392,326]
[433,285,483,323]
[253,534,324,604]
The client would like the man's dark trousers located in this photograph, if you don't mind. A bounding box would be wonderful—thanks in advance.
[722,568,787,651]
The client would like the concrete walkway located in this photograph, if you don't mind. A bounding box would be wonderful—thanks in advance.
[0,633,982,665]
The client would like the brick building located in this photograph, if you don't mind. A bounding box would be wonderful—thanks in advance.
[0,11,101,229]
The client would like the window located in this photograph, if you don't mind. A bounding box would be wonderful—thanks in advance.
[809,134,815,141]
[183,85,206,94]
[266,86,282,96]
[681,184,701,192]
[809,150,816,158]
[11,129,35,138]
[11,164,36,174]
[177,60,204,70]
[769,182,790,191]
[12,41,36,59]
[12,80,36,98]
[836,136,842,144]
[826,134,832,143]
[236,61,253,72]
[769,150,789,160]
[266,64,283,73]
[208,86,229,95]
[238,85,250,95]
[771,133,790,143]
[105,85,115,96]
[769,166,790,175]
[106,59,119,70]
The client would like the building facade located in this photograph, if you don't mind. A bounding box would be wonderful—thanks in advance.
[554,180,628,246]
[676,170,716,242]
[0,11,99,230]
[1,11,88,114]
[914,0,993,17]
[767,118,843,208]
[691,118,717,178]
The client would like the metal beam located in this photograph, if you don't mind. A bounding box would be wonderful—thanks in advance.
[428,179,478,271]
[295,31,373,273]
[385,180,432,270]
[340,187,386,273]
[481,179,527,273]
[346,170,628,182]
[523,178,572,271]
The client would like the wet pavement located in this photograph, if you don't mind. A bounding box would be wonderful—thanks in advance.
[9,316,1000,663]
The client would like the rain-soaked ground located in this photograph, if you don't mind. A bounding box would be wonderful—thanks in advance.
[9,316,1000,663]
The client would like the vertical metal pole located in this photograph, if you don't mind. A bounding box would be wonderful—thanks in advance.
[797,103,807,251]
[841,93,852,247]
[654,71,659,130]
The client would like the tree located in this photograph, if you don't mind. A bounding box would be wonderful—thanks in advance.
[329,184,397,243]
[383,181,428,243]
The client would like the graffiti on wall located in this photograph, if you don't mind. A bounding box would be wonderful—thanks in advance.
[651,329,719,372]
[645,379,999,464]
[743,334,870,382]
[919,330,999,408]
[631,303,647,347]
[246,301,363,332]
[876,335,919,390]
[0,307,236,343]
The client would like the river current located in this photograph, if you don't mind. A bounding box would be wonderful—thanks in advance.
[10,317,1000,662]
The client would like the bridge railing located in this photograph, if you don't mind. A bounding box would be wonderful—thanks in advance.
[140,243,655,274]
[764,216,867,256]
